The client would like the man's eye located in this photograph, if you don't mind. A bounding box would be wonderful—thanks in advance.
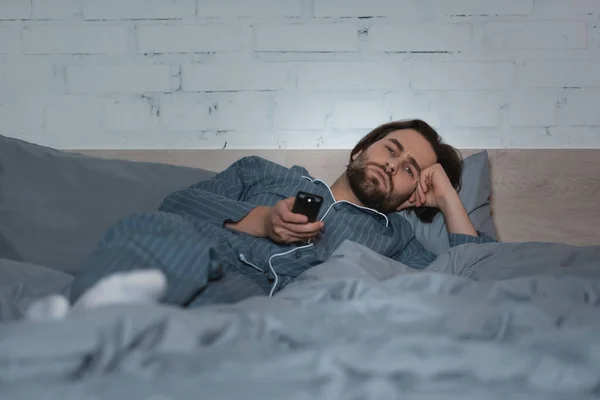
[405,166,414,177]
[386,146,395,155]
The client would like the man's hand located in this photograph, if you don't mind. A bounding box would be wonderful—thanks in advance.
[403,163,478,237]
[405,163,456,211]
[266,197,324,244]
[224,197,324,244]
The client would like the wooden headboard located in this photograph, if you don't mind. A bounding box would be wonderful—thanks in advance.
[76,149,600,247]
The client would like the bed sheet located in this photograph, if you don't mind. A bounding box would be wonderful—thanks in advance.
[1,240,599,399]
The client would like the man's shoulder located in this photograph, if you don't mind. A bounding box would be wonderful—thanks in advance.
[234,156,310,176]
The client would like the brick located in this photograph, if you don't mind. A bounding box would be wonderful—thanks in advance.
[160,101,212,131]
[328,130,379,149]
[83,0,194,20]
[448,92,502,128]
[274,94,331,129]
[277,130,329,150]
[202,131,255,149]
[66,65,172,93]
[104,101,158,132]
[412,61,515,90]
[182,62,292,92]
[0,25,20,53]
[518,60,600,88]
[369,23,473,52]
[22,25,128,54]
[437,128,503,149]
[45,98,102,134]
[0,62,59,92]
[384,93,443,129]
[0,0,31,19]
[216,130,279,149]
[297,62,410,91]
[484,22,587,50]
[509,92,558,127]
[137,24,242,54]
[419,0,534,15]
[254,24,357,52]
[0,100,44,133]
[562,90,600,126]
[198,0,303,17]
[314,0,418,17]
[214,93,272,130]
[330,101,388,129]
[534,0,600,15]
[31,0,81,19]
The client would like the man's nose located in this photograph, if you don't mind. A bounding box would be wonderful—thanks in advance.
[385,161,397,174]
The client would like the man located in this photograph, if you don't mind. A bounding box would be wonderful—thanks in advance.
[29,120,495,318]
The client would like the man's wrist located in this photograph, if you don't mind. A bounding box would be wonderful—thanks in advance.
[437,190,461,214]
[225,206,272,237]
[258,206,272,237]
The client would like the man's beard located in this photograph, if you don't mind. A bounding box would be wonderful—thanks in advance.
[346,155,411,214]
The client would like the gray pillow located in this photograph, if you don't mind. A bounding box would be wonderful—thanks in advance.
[0,135,216,275]
[399,151,498,255]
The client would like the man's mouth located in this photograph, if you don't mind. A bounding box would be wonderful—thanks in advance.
[370,166,388,188]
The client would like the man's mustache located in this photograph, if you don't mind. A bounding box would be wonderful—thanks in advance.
[362,162,393,192]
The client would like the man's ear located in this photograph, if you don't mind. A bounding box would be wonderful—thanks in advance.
[351,150,362,161]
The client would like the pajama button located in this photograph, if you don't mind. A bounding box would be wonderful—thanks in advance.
[295,251,302,259]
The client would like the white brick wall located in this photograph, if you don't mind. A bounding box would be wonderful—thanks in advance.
[483,22,588,50]
[424,0,535,16]
[103,100,159,132]
[182,62,292,91]
[0,0,32,19]
[1,0,599,149]
[254,24,358,52]
[0,25,21,53]
[22,25,128,54]
[368,24,473,52]
[296,62,410,91]
[82,0,195,20]
[197,0,303,18]
[137,24,243,53]
[412,61,515,90]
[31,0,81,19]
[314,0,419,18]
[66,65,174,93]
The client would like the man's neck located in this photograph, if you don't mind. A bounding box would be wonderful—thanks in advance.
[330,173,363,206]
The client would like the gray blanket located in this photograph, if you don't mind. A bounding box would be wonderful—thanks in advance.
[1,240,599,399]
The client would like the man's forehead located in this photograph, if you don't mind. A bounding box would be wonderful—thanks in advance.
[384,129,437,166]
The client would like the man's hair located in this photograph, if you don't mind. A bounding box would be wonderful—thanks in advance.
[349,119,463,223]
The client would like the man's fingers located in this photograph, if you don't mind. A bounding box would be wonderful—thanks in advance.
[282,220,323,235]
[273,227,316,244]
[278,198,308,223]
[417,184,426,207]
[281,211,309,224]
[420,178,427,194]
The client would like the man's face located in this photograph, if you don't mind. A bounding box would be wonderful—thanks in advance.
[346,129,438,214]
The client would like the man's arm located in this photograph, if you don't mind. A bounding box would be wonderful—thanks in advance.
[159,156,264,226]
[224,206,270,237]
[393,235,438,269]
[402,163,496,246]
[226,198,324,243]
[438,190,478,237]
[438,191,496,246]
[160,157,323,243]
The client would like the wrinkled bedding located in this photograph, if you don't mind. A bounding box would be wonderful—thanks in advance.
[1,240,600,399]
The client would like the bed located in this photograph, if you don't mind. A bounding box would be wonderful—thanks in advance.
[1,134,599,399]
